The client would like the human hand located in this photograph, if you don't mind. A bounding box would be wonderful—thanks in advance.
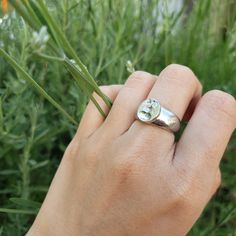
[28,64,236,236]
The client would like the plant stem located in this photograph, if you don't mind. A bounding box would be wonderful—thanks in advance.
[36,0,112,107]
[0,49,78,125]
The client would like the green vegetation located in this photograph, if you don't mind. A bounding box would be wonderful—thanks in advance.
[0,0,236,235]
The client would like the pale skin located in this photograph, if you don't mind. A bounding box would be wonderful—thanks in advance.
[28,64,236,236]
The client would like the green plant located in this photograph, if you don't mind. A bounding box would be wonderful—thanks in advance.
[0,0,236,235]
[2,0,112,120]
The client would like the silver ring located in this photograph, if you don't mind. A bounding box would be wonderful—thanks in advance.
[136,98,180,133]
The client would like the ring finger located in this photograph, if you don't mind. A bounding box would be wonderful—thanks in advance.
[130,64,202,144]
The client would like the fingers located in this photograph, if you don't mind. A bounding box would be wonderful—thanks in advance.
[149,64,202,120]
[130,64,202,145]
[175,90,236,174]
[77,85,122,138]
[102,71,156,137]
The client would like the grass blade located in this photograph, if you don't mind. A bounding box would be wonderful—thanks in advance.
[9,198,41,209]
[35,0,112,107]
[0,49,78,125]
[8,0,39,30]
[0,208,37,215]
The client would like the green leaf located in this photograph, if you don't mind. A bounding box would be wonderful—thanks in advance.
[202,206,236,235]
[9,0,112,113]
[0,98,3,132]
[216,206,236,227]
[64,58,106,117]
[35,0,112,108]
[0,49,78,125]
[9,198,41,209]
[0,170,18,176]
[8,0,40,30]
[0,208,37,215]
[30,160,49,170]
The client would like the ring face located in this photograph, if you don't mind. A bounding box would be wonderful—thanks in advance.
[137,98,161,122]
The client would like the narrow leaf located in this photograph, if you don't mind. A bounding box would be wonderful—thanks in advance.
[0,49,78,125]
[9,198,41,209]
[0,208,37,215]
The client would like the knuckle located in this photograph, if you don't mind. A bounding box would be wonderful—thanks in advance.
[97,85,112,96]
[164,64,195,77]
[204,89,236,104]
[91,90,101,102]
[202,90,236,122]
[168,165,204,206]
[162,64,199,88]
[166,63,192,73]
[63,143,77,160]
[125,71,155,88]
[95,85,122,105]
[99,85,117,93]
[112,157,144,185]
[167,183,190,208]
[130,70,149,79]
[91,92,98,101]
[169,176,192,205]
[63,137,81,160]
[79,140,103,167]
[82,150,99,168]
[210,171,221,196]
[215,171,222,189]
[98,85,109,91]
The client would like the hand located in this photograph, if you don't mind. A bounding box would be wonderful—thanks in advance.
[28,64,236,236]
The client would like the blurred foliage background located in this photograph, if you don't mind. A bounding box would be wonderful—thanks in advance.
[0,0,236,235]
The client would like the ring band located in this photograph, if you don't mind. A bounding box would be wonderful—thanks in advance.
[136,98,180,133]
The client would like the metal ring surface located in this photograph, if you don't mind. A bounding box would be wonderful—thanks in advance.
[136,98,180,133]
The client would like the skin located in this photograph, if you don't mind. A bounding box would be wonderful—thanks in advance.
[27,64,236,236]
